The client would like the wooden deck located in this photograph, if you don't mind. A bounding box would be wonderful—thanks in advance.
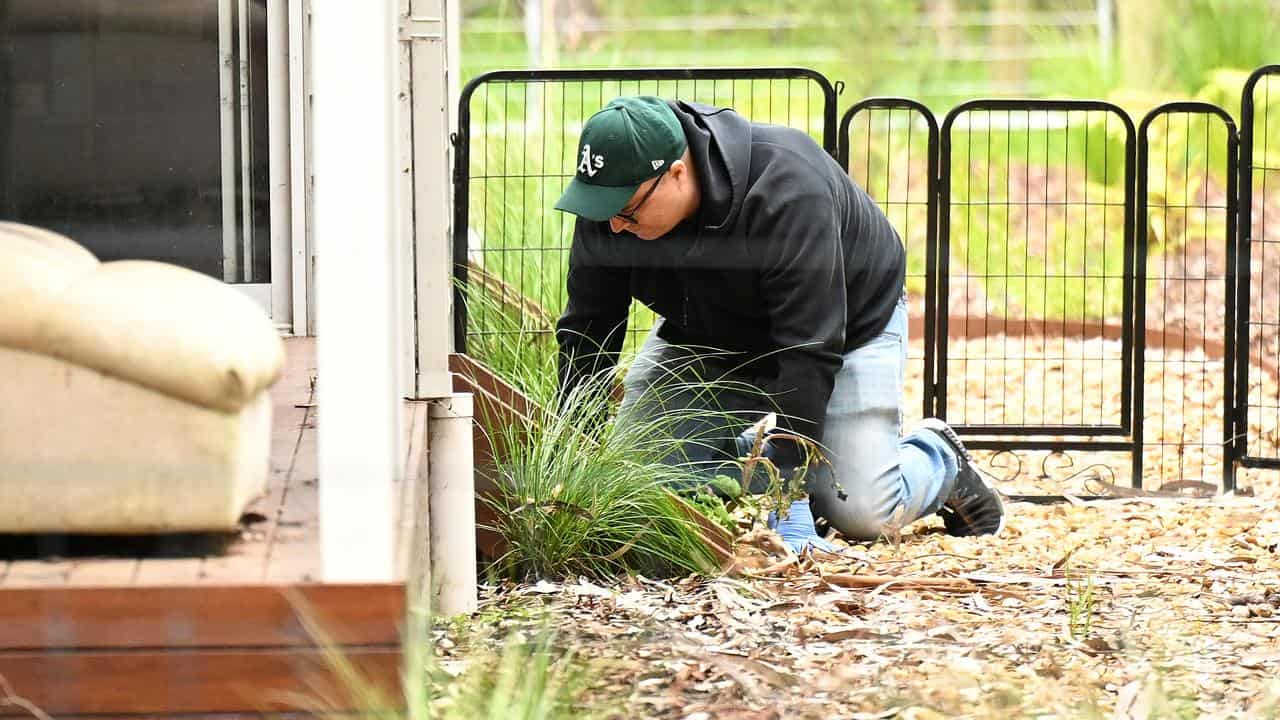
[0,337,421,717]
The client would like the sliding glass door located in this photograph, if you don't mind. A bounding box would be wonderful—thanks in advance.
[0,1,271,301]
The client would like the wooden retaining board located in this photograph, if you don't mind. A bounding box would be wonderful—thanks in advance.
[0,583,405,717]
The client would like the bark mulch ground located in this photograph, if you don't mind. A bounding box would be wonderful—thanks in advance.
[440,336,1279,719]
[449,473,1277,719]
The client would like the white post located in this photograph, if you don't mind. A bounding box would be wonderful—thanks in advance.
[313,0,402,582]
[446,0,460,131]
[218,0,239,283]
[523,0,542,68]
[288,0,311,336]
[1097,0,1114,83]
[406,0,454,398]
[238,0,255,282]
[268,0,293,328]
[403,0,477,612]
[397,0,418,399]
[428,394,476,614]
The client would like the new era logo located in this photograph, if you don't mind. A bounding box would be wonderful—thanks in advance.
[651,159,665,170]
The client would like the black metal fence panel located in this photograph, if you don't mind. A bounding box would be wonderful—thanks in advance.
[1135,103,1238,491]
[452,68,838,357]
[937,101,1137,452]
[838,99,939,428]
[1238,66,1280,473]
[453,65,1280,492]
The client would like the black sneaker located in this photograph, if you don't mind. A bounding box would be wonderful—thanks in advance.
[917,419,1006,536]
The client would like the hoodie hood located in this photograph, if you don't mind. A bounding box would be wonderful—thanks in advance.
[667,100,752,232]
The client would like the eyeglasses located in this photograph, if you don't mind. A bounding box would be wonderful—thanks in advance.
[613,172,665,225]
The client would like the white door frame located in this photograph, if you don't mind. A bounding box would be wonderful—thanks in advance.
[213,0,299,331]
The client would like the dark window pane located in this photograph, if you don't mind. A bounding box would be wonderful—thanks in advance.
[0,1,270,283]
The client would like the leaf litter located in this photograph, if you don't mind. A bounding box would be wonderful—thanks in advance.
[440,338,1280,719]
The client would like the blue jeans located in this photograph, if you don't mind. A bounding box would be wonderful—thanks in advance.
[619,295,959,541]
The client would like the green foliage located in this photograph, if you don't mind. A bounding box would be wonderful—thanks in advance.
[1065,570,1097,642]
[1159,0,1277,94]
[420,626,588,720]
[945,120,1129,321]
[460,282,560,405]
[294,604,589,720]
[459,1,1123,109]
[457,4,1280,349]
[482,364,725,581]
[1023,23,1114,100]
[731,422,830,529]
[708,473,743,501]
[686,484,737,534]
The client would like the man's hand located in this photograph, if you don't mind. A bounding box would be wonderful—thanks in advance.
[768,498,838,555]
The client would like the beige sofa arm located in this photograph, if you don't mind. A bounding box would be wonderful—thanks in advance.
[0,223,283,413]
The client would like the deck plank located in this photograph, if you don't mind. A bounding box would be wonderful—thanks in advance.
[0,584,405,650]
[0,559,70,589]
[265,397,319,583]
[0,647,401,715]
[261,336,319,584]
[200,337,315,585]
[133,555,205,585]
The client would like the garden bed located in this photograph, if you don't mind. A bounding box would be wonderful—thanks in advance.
[436,336,1279,719]
[442,458,1279,719]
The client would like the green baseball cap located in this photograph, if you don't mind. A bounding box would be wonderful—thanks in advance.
[555,96,688,222]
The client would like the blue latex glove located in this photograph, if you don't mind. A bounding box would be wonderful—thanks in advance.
[767,498,838,555]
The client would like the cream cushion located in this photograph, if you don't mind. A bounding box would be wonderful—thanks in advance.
[0,222,284,533]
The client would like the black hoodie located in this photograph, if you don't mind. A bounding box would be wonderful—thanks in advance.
[556,100,905,458]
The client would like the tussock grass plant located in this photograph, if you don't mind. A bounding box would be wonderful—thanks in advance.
[459,273,656,406]
[481,350,839,579]
[482,358,741,581]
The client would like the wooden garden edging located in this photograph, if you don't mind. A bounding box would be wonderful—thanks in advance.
[0,584,405,717]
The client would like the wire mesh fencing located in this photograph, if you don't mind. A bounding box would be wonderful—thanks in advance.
[1136,104,1238,490]
[453,69,836,364]
[453,65,1280,492]
[938,101,1135,446]
[1239,66,1280,475]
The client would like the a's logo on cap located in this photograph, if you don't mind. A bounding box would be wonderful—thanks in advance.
[651,159,665,170]
[578,144,605,177]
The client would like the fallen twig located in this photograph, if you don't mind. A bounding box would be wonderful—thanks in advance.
[821,572,978,593]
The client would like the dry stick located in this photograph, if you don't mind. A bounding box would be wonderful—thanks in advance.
[821,573,1029,601]
[822,572,978,593]
[1087,477,1216,499]
[732,554,798,579]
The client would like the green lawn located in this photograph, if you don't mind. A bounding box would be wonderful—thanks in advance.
[454,1,1280,372]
